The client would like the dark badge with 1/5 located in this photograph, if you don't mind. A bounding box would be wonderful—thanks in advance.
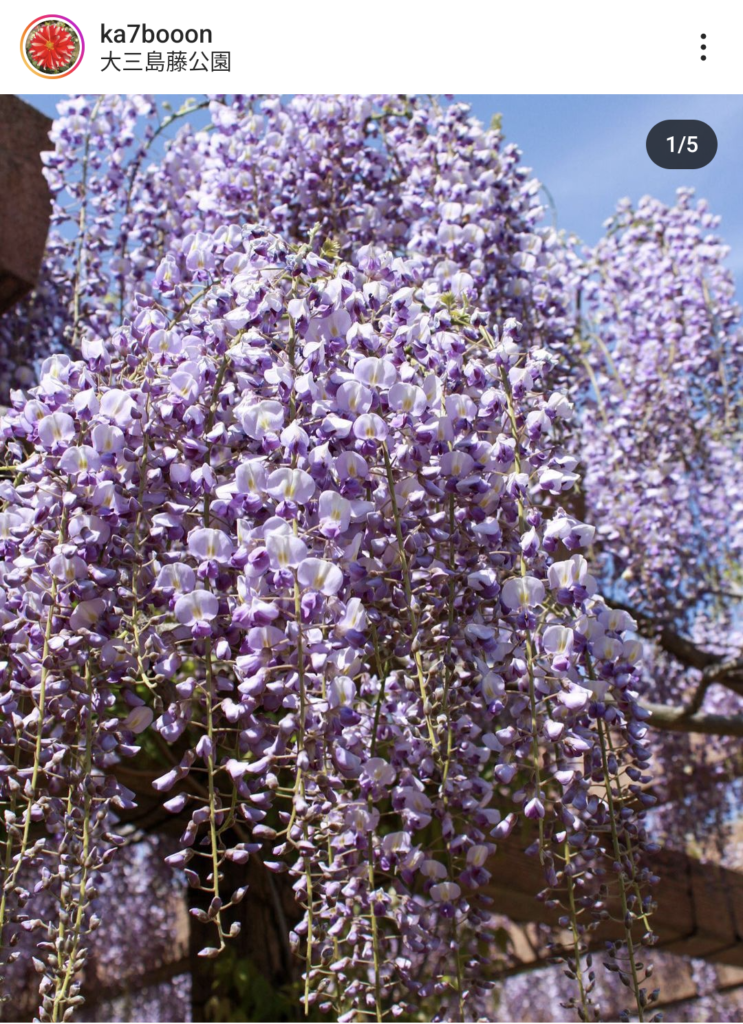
[646,119,717,169]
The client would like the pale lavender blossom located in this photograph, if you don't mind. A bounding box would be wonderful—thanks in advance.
[335,597,367,638]
[543,625,575,672]
[122,706,154,733]
[318,490,351,537]
[599,607,636,632]
[547,554,597,598]
[265,467,316,504]
[297,557,344,596]
[100,388,138,426]
[49,553,88,581]
[501,576,546,609]
[155,563,196,593]
[174,590,219,626]
[388,382,427,416]
[344,804,380,832]
[335,451,368,481]
[361,758,396,788]
[69,598,106,631]
[381,831,411,856]
[542,625,574,656]
[420,859,448,880]
[430,882,461,902]
[397,787,433,829]
[336,380,373,415]
[265,531,308,569]
[58,445,100,474]
[241,399,285,440]
[352,413,388,441]
[188,528,235,564]
[440,450,475,477]
[92,423,125,453]
[466,845,489,867]
[38,411,75,448]
[280,421,309,456]
[327,676,356,708]
[353,356,397,389]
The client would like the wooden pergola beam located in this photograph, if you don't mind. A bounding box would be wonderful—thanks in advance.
[484,837,743,968]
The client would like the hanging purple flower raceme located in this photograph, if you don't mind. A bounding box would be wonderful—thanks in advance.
[0,216,655,1022]
[576,189,743,870]
[0,94,582,406]
[0,95,208,401]
[0,353,150,1020]
[581,188,743,625]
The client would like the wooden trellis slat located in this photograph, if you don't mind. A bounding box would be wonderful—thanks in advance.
[484,838,743,967]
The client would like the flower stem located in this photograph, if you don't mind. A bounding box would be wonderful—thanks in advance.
[381,443,438,755]
[597,719,644,1022]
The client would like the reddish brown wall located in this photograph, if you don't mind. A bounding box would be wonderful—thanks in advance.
[0,96,52,312]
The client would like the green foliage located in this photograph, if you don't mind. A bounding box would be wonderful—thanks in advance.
[204,947,319,1023]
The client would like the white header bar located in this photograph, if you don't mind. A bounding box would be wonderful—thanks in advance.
[2,0,741,95]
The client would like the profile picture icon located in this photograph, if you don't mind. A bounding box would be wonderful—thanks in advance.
[21,15,84,78]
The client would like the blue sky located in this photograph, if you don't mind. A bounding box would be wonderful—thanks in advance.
[461,95,743,278]
[22,93,743,281]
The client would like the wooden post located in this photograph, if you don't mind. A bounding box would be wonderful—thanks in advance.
[187,829,300,1022]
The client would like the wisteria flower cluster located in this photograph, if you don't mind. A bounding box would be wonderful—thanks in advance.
[581,189,743,624]
[0,95,578,404]
[0,217,655,1021]
[577,191,743,854]
[3,93,743,1023]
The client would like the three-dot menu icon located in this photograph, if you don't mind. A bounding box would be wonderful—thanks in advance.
[701,34,707,61]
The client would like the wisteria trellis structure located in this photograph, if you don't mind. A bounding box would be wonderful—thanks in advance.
[0,94,741,1024]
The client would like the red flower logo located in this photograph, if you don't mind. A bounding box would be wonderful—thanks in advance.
[21,15,85,78]
[27,21,76,73]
